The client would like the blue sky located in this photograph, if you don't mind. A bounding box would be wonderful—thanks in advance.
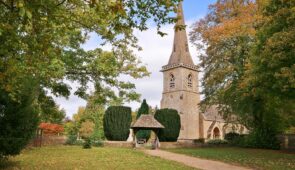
[183,0,216,20]
[55,0,217,117]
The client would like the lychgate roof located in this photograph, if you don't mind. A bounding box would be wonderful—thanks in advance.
[131,115,164,129]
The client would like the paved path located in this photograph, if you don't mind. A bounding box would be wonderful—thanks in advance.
[144,150,252,170]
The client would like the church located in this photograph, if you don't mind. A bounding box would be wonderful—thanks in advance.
[160,2,248,141]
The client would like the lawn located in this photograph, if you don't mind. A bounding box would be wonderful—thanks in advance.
[168,147,295,170]
[1,146,194,170]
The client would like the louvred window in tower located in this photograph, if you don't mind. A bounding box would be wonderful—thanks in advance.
[170,74,175,88]
[187,74,192,88]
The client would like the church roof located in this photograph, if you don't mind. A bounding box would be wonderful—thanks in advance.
[202,105,225,122]
[131,115,164,129]
[168,2,194,66]
[202,105,239,123]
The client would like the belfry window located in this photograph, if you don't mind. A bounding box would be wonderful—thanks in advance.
[170,74,175,88]
[187,74,192,88]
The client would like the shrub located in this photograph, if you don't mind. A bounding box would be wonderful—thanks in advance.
[0,87,39,159]
[243,128,280,150]
[74,140,84,146]
[207,139,228,145]
[136,99,151,141]
[83,138,92,149]
[92,140,104,147]
[224,132,247,146]
[103,106,132,141]
[65,135,77,145]
[193,138,205,144]
[154,109,180,142]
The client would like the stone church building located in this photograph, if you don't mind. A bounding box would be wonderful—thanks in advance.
[160,2,247,141]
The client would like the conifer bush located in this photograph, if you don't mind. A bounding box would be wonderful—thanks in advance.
[103,106,131,141]
[136,99,151,141]
[0,86,39,158]
[154,109,180,142]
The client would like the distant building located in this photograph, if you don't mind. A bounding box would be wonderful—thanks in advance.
[160,2,247,141]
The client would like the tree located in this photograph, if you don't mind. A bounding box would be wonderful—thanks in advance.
[190,0,259,117]
[0,0,181,105]
[103,106,131,141]
[38,92,66,124]
[0,80,39,158]
[0,0,181,156]
[154,109,180,142]
[190,0,295,149]
[83,94,105,140]
[238,0,295,149]
[79,120,95,139]
[136,99,151,141]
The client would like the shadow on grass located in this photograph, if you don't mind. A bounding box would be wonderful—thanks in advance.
[0,158,20,169]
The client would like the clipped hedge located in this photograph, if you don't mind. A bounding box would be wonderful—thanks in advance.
[154,109,180,142]
[103,106,132,141]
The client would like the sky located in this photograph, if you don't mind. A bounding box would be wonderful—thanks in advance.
[54,0,216,118]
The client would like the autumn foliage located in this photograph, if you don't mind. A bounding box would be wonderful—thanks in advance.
[39,123,64,135]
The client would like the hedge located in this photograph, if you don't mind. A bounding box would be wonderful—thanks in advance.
[154,108,180,142]
[103,106,132,141]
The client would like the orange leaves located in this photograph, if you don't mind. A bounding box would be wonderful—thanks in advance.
[39,122,64,134]
[205,2,259,44]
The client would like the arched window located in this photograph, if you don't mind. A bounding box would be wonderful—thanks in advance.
[170,74,175,88]
[213,127,220,139]
[187,74,192,88]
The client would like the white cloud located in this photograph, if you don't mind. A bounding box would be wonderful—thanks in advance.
[55,18,202,117]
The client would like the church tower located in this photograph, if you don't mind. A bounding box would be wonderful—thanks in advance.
[160,2,201,141]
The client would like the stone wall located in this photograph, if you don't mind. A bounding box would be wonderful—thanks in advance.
[103,141,133,148]
[278,134,295,150]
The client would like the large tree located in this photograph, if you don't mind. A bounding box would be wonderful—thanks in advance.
[190,0,259,124]
[0,0,180,155]
[190,0,295,149]
[0,0,180,103]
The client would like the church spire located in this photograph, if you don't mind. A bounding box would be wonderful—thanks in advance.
[168,1,194,65]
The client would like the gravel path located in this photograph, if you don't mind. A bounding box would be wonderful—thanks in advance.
[144,149,252,170]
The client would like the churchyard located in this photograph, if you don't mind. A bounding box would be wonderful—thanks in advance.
[1,0,295,170]
[1,145,294,170]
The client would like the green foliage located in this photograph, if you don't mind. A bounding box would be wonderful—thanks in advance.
[79,120,95,139]
[103,106,132,141]
[136,99,151,141]
[154,109,180,142]
[224,132,245,146]
[0,0,181,109]
[193,138,205,144]
[38,91,65,124]
[243,129,280,150]
[191,0,295,149]
[0,82,39,158]
[83,138,92,149]
[92,140,104,147]
[206,139,228,145]
[224,132,240,141]
[65,135,77,145]
[84,95,105,140]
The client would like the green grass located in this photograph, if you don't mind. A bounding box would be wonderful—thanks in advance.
[168,147,295,170]
[1,146,195,170]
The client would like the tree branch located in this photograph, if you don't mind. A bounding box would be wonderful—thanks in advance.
[56,0,66,7]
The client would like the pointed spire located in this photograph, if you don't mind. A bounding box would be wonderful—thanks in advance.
[168,1,194,65]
